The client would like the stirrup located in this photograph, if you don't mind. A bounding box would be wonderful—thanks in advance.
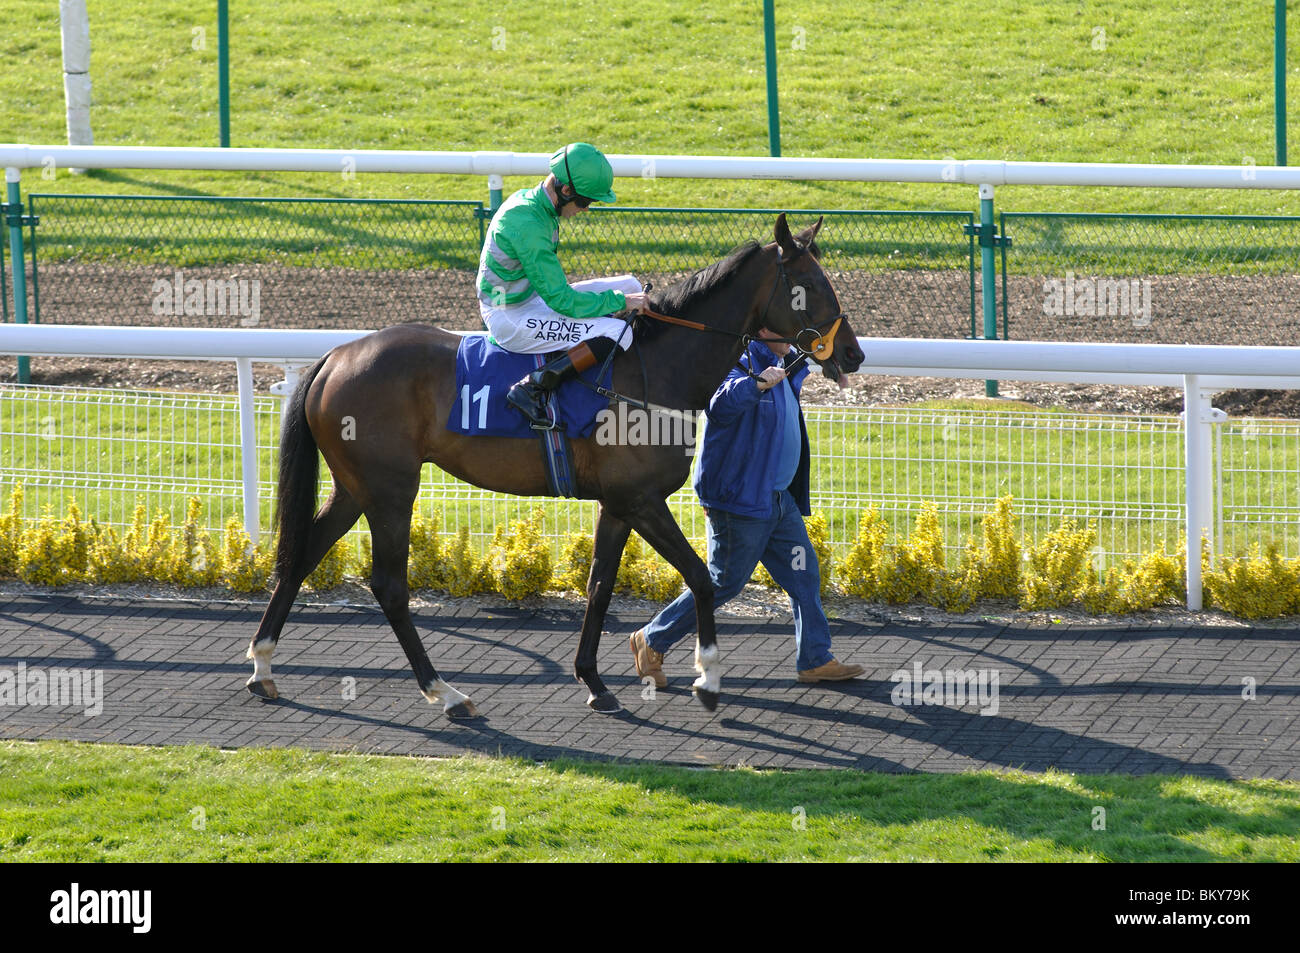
[507,381,558,430]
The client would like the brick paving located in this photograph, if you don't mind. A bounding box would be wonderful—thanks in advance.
[0,592,1297,777]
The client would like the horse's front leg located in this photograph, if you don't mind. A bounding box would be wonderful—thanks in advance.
[625,498,720,711]
[575,504,632,713]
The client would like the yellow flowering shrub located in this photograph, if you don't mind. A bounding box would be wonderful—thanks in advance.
[0,491,1298,620]
[0,485,23,577]
[407,506,444,590]
[1019,517,1097,610]
[490,509,553,600]
[305,539,350,591]
[353,535,372,582]
[838,506,890,600]
[553,532,594,592]
[173,498,220,587]
[16,506,63,585]
[1204,543,1300,619]
[441,525,493,596]
[219,518,274,592]
[972,495,1021,599]
[879,502,947,604]
[608,532,681,602]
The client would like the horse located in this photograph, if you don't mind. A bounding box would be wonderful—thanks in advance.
[244,213,864,718]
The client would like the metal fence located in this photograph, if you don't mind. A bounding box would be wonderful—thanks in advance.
[13,194,1300,349]
[18,195,978,340]
[561,207,978,340]
[4,382,1297,570]
[23,194,487,332]
[1000,212,1300,346]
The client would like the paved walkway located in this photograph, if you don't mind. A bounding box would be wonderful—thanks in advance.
[0,592,1296,777]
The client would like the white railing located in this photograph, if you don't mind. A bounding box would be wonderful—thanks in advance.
[3,324,1299,609]
[6,145,1300,190]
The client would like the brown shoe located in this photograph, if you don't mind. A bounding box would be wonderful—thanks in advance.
[797,659,865,683]
[629,629,667,689]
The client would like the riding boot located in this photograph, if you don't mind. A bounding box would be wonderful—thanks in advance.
[506,337,617,428]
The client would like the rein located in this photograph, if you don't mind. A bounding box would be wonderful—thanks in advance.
[580,245,848,413]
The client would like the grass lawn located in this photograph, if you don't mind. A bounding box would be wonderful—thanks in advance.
[1,740,1296,861]
[3,0,1300,217]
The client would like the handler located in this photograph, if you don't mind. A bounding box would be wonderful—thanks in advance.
[475,141,649,427]
[629,329,866,685]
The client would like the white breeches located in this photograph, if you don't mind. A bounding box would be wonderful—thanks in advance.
[481,275,641,354]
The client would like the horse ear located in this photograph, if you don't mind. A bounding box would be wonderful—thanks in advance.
[774,213,797,254]
[795,215,824,245]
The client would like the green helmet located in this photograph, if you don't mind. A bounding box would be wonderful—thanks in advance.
[549,142,617,204]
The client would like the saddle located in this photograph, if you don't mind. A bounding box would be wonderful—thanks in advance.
[446,335,615,496]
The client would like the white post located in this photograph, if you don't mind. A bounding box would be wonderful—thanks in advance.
[59,0,93,174]
[1214,420,1223,565]
[235,357,260,544]
[269,361,311,423]
[1183,375,1217,610]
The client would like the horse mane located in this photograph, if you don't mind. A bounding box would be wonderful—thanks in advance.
[629,231,823,342]
[632,240,763,342]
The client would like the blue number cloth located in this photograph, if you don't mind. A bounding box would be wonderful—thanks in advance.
[446,334,616,439]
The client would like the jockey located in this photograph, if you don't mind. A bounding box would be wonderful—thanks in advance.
[476,141,649,427]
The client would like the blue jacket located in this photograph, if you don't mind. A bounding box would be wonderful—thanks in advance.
[693,340,812,519]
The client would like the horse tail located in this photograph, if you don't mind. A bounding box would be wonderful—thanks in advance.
[274,355,329,584]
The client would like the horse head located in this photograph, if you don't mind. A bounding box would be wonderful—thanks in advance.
[762,213,865,386]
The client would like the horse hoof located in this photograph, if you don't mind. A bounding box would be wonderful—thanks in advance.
[692,687,719,712]
[445,700,479,720]
[246,678,278,700]
[586,691,622,714]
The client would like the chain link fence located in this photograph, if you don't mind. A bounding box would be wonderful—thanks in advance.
[1001,212,1300,346]
[11,194,1300,349]
[19,195,977,339]
[24,194,486,331]
[560,208,977,340]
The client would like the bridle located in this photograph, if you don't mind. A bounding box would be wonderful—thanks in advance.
[577,242,848,417]
[637,245,847,380]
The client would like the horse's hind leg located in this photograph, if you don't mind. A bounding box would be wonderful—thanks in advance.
[365,490,476,720]
[247,481,362,699]
[575,504,632,713]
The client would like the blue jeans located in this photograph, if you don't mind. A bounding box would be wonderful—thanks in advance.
[642,489,834,673]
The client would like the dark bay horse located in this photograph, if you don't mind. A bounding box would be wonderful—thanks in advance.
[245,213,864,717]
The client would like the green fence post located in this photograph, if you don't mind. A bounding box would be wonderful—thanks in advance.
[966,212,977,340]
[218,0,230,147]
[979,184,998,397]
[999,210,1009,340]
[1277,0,1287,166]
[488,174,503,212]
[4,169,30,383]
[763,0,781,157]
